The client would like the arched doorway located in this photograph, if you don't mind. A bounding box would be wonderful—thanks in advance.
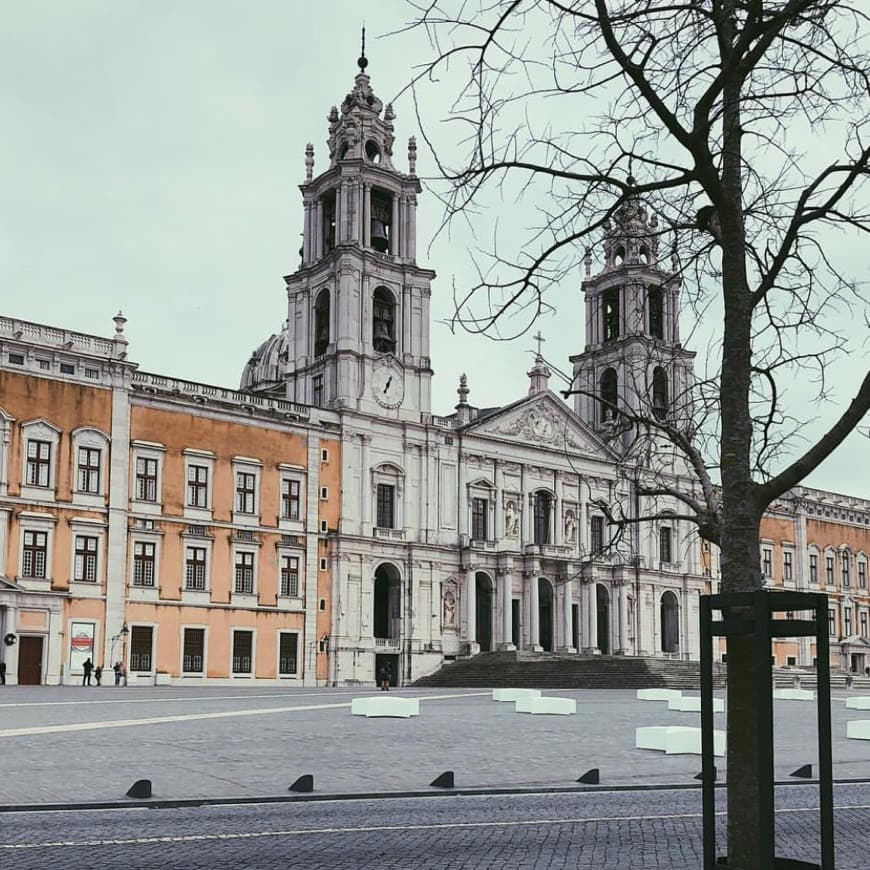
[373,563,401,641]
[538,578,553,652]
[475,572,493,652]
[596,584,610,655]
[661,591,679,654]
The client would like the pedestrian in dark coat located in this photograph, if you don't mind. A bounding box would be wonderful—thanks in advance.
[0,661,6,686]
[94,665,103,686]
[82,658,93,686]
[377,665,388,691]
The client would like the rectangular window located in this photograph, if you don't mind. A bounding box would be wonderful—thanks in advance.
[22,530,48,577]
[471,497,488,540]
[232,630,253,674]
[280,555,299,597]
[132,541,156,586]
[862,612,868,638]
[281,479,301,520]
[183,628,205,673]
[842,553,851,587]
[135,457,158,501]
[312,375,323,408]
[60,362,75,375]
[826,556,834,585]
[234,551,255,594]
[845,608,853,637]
[659,526,673,563]
[376,483,395,529]
[129,626,153,672]
[829,608,836,637]
[860,561,867,589]
[591,516,604,553]
[77,446,101,493]
[783,551,793,582]
[185,546,207,591]
[279,632,299,675]
[236,471,256,514]
[762,548,772,578]
[73,535,98,582]
[187,464,209,508]
[8,352,24,365]
[26,440,51,487]
[809,554,818,584]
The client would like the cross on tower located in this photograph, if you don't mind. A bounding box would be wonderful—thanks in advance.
[532,331,546,359]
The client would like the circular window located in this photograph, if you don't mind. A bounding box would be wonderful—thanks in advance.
[365,140,381,163]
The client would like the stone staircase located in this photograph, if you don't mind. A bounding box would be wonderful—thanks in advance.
[413,650,727,690]
[772,668,870,691]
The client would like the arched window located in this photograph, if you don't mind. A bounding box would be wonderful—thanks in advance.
[533,490,552,545]
[370,187,392,253]
[321,189,336,253]
[652,367,669,420]
[602,288,620,341]
[314,289,330,357]
[372,287,396,353]
[647,286,663,339]
[600,368,618,422]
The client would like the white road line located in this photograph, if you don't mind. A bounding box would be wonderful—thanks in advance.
[0,692,488,738]
[7,804,870,851]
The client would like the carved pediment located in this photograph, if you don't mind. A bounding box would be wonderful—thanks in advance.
[467,393,612,458]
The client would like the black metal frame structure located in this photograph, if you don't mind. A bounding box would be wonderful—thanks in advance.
[699,590,834,870]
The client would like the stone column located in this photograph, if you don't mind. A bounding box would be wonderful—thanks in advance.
[302,200,311,264]
[408,195,417,260]
[314,198,323,260]
[391,195,401,256]
[582,578,598,653]
[362,184,371,248]
[359,435,370,535]
[499,567,514,650]
[615,581,629,654]
[528,574,541,650]
[465,568,479,654]
[560,578,575,652]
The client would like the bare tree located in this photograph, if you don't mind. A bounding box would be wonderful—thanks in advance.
[403,1,870,867]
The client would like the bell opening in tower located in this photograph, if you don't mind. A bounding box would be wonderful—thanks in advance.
[370,188,393,253]
[322,189,337,253]
[648,286,664,339]
[372,287,396,354]
[314,289,330,357]
[602,288,620,342]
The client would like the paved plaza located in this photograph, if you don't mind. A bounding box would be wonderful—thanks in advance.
[1,685,869,804]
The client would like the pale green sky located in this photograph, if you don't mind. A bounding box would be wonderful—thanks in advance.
[0,0,867,497]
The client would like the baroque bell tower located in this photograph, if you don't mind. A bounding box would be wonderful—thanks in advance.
[569,186,695,446]
[281,40,435,419]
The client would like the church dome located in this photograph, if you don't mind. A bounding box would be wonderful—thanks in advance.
[239,327,289,393]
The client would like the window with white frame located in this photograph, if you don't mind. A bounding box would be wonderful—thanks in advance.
[860,558,867,589]
[73,535,99,582]
[842,550,851,587]
[377,483,395,529]
[280,554,300,597]
[187,464,209,508]
[132,541,156,586]
[20,420,60,498]
[829,608,836,637]
[135,457,158,501]
[660,526,673,564]
[22,529,48,577]
[861,611,868,638]
[372,464,404,531]
[232,630,253,674]
[826,553,835,585]
[590,515,605,553]
[783,550,793,583]
[845,607,853,637]
[182,628,205,673]
[762,547,773,578]
[234,551,256,594]
[183,450,214,518]
[278,632,299,675]
[471,497,488,540]
[76,446,101,494]
[26,440,52,487]
[185,546,208,591]
[236,471,256,514]
[281,477,301,520]
[129,626,153,672]
[809,552,819,584]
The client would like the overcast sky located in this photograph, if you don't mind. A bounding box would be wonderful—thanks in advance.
[1,1,867,499]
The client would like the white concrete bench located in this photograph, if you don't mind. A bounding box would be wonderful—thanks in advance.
[846,720,870,740]
[351,696,420,718]
[667,695,725,712]
[492,688,542,702]
[637,688,682,702]
[635,725,725,756]
[845,696,870,710]
[773,688,815,701]
[515,696,577,715]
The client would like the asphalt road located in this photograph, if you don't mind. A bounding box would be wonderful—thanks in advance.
[3,783,869,870]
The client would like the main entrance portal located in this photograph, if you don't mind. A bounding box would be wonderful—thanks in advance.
[17,635,43,685]
[475,572,493,652]
[596,585,610,655]
[538,578,553,652]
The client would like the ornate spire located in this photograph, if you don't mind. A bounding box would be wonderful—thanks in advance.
[598,176,662,272]
[358,25,368,72]
[527,334,551,396]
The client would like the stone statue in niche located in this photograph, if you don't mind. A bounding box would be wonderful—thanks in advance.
[564,510,576,543]
[505,500,519,537]
[442,590,456,628]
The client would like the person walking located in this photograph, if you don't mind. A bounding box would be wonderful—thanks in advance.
[113,661,122,686]
[94,665,102,687]
[82,658,94,686]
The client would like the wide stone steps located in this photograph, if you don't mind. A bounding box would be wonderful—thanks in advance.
[413,651,727,690]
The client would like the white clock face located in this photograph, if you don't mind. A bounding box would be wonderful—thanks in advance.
[371,364,404,407]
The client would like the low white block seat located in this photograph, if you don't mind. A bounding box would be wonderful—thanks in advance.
[514,696,577,715]
[351,696,420,718]
[667,696,725,712]
[637,689,682,702]
[635,725,725,756]
[492,688,542,702]
[846,720,870,740]
[845,697,870,710]
[773,688,815,701]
